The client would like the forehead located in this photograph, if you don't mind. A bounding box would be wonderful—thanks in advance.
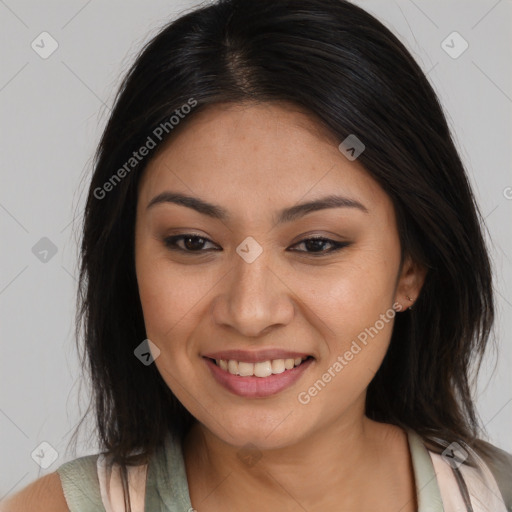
[137,102,390,219]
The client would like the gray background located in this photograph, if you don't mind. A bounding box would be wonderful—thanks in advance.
[1,0,511,498]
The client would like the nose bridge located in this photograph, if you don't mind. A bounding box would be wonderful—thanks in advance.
[233,250,271,303]
[214,243,293,337]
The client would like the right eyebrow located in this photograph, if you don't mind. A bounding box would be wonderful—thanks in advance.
[146,191,369,223]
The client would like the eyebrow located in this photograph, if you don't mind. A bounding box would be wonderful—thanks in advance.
[146,191,369,224]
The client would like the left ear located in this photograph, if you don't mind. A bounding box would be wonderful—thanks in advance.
[394,255,427,312]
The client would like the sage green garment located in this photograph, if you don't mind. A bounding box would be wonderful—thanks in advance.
[56,429,511,511]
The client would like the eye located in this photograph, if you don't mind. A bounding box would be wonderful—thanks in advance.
[163,234,350,256]
[163,234,219,253]
[289,237,351,255]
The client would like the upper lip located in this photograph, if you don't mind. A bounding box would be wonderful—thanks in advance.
[203,349,312,363]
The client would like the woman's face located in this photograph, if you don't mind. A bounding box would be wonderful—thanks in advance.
[135,102,424,449]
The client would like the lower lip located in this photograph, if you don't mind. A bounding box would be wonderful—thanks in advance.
[204,357,314,398]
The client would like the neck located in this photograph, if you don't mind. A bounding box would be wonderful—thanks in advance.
[183,411,416,511]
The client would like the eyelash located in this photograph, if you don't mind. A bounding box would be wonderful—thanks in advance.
[162,234,350,256]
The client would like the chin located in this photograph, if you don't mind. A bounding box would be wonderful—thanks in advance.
[202,412,310,452]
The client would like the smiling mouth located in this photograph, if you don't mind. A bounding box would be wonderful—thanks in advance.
[207,356,314,378]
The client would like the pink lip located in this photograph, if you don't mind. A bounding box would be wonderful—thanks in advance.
[204,356,314,398]
[202,349,311,363]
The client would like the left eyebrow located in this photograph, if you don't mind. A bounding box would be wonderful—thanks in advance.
[146,191,369,224]
[275,194,369,223]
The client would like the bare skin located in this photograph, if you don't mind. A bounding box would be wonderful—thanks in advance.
[184,418,416,511]
[135,101,426,511]
[0,472,69,512]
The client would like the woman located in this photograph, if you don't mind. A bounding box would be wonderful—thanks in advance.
[3,0,511,510]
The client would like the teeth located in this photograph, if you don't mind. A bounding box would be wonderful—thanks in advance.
[254,361,273,377]
[284,358,295,370]
[271,359,285,374]
[228,360,239,375]
[238,361,254,377]
[215,357,308,377]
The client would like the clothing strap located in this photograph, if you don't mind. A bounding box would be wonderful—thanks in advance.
[452,466,474,511]
[57,454,107,512]
[96,454,147,512]
[430,448,508,512]
[142,433,193,512]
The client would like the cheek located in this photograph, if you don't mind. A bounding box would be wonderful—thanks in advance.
[135,255,207,393]
[301,252,397,330]
[135,243,192,340]
[136,258,177,335]
[135,244,223,361]
[293,274,397,418]
[296,242,399,376]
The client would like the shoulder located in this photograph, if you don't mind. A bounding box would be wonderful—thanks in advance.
[408,429,512,510]
[430,437,512,510]
[0,471,69,512]
[477,438,512,473]
[56,452,108,511]
[1,453,106,512]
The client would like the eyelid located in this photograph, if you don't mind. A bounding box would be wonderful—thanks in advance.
[162,233,350,256]
[288,237,351,255]
[163,234,220,252]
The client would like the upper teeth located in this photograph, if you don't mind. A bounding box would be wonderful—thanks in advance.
[216,357,306,377]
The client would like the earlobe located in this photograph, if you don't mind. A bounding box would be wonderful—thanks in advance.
[395,256,427,312]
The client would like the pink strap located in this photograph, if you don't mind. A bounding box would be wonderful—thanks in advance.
[97,454,148,512]
[430,451,508,511]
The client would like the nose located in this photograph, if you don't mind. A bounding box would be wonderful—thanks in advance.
[211,249,295,338]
